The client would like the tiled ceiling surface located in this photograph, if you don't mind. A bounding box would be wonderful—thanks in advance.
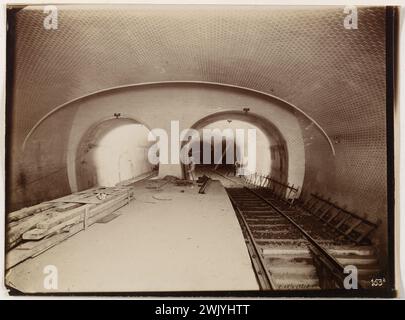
[11,5,386,143]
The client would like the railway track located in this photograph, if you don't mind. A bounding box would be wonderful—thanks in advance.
[226,187,381,290]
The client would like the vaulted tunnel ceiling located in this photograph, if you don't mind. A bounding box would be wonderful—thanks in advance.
[11,5,386,144]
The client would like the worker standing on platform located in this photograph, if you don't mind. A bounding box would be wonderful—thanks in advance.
[188,156,196,180]
[235,160,243,177]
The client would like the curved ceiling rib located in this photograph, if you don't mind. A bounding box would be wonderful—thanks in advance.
[21,81,336,155]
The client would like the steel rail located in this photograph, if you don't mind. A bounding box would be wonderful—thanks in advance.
[204,168,351,288]
[245,187,350,288]
[205,168,245,185]
[227,193,276,290]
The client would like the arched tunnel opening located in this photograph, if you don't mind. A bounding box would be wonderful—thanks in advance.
[182,119,273,184]
[75,118,156,191]
[181,112,290,188]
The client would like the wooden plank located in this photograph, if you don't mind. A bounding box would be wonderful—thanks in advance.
[36,192,130,230]
[46,194,98,204]
[36,204,94,230]
[54,202,83,212]
[57,198,103,204]
[15,241,45,250]
[46,194,87,203]
[86,194,130,220]
[49,199,102,204]
[22,214,82,240]
[6,231,78,269]
[6,187,131,249]
[6,195,130,269]
[47,188,132,204]
[7,211,56,246]
[8,203,54,222]
[45,186,108,203]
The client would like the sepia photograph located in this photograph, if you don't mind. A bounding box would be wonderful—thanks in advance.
[0,2,400,299]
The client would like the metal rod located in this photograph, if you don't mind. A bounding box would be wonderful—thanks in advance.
[198,177,211,194]
[311,193,378,227]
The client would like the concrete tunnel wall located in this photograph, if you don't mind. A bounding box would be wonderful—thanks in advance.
[8,82,388,265]
[298,115,388,267]
[9,83,306,211]
[65,83,306,192]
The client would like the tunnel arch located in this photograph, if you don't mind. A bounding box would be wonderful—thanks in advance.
[22,81,335,156]
[74,116,155,191]
[182,111,290,186]
[13,81,308,210]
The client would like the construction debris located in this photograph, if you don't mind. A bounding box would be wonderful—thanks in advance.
[152,194,172,201]
[6,186,134,270]
[197,175,212,194]
[96,213,121,224]
[175,180,194,186]
[161,175,179,181]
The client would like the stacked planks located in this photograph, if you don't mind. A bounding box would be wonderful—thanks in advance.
[6,186,134,270]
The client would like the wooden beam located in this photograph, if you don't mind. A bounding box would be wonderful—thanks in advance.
[6,194,131,269]
[8,203,54,222]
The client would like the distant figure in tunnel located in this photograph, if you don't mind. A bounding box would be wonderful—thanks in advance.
[235,160,243,177]
[187,156,196,180]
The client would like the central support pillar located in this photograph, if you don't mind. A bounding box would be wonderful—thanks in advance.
[158,163,183,178]
[153,119,187,179]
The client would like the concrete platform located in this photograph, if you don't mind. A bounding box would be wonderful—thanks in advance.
[6,180,258,293]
